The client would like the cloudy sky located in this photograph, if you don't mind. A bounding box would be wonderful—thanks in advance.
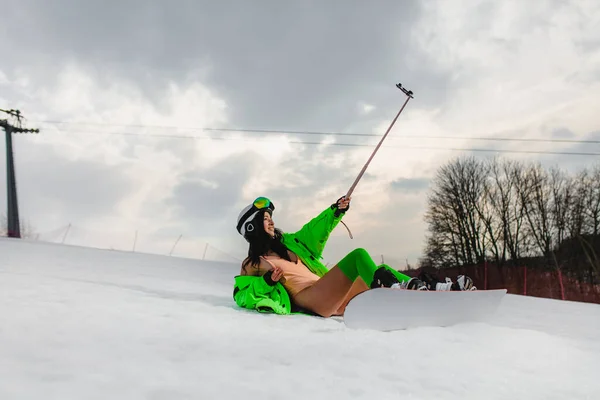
[1,0,599,268]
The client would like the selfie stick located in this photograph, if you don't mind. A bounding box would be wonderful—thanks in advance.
[345,83,414,199]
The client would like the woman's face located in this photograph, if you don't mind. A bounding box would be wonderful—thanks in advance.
[263,211,275,237]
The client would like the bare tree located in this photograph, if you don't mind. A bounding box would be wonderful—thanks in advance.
[505,160,528,262]
[423,185,465,267]
[423,156,489,267]
[519,162,554,258]
[422,156,599,285]
[484,157,527,265]
[585,164,600,236]
[567,168,589,238]
[577,163,600,279]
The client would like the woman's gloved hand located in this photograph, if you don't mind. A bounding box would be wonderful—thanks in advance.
[331,195,351,217]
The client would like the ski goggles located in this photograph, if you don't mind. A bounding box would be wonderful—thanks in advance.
[252,196,274,211]
[236,196,275,236]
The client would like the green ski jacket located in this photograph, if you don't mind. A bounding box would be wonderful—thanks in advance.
[233,204,345,315]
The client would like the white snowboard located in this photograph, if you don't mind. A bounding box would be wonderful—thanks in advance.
[343,288,507,331]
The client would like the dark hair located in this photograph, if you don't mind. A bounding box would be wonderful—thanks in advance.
[241,209,291,273]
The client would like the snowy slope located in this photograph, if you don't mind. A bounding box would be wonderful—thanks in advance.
[1,237,598,400]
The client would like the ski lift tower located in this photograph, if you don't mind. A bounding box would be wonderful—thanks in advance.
[0,108,39,238]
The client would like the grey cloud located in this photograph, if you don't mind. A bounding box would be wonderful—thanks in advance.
[1,0,452,132]
[390,177,430,192]
[210,141,361,234]
[551,128,576,139]
[5,0,595,265]
[428,129,600,184]
[164,151,260,236]
[0,0,460,221]
[0,139,133,227]
[546,130,600,172]
[531,130,600,170]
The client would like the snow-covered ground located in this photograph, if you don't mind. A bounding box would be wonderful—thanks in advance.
[1,237,598,399]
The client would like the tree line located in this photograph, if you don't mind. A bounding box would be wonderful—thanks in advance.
[420,155,600,283]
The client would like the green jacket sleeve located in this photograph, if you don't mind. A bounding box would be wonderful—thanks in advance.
[291,205,345,260]
[233,274,291,315]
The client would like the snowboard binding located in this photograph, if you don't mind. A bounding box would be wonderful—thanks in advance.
[418,271,476,291]
[370,268,427,290]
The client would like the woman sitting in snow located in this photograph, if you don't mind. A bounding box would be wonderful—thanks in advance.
[233,196,474,317]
